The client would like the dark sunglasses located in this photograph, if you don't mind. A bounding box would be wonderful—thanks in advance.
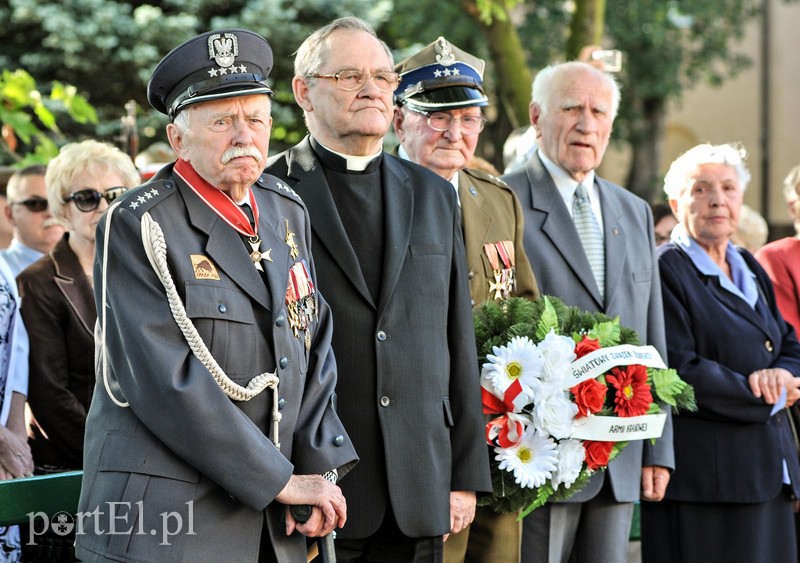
[63,187,128,212]
[11,197,49,213]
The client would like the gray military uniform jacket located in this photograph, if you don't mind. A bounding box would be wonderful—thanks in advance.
[75,164,357,562]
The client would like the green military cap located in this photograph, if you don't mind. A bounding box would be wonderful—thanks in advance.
[148,29,273,120]
[394,36,488,112]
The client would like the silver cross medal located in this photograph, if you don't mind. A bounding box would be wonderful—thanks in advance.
[248,236,272,271]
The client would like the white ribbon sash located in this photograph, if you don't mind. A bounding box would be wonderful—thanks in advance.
[571,412,667,441]
[567,344,667,388]
[566,344,669,442]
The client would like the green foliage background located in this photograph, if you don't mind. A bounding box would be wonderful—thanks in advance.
[0,0,778,197]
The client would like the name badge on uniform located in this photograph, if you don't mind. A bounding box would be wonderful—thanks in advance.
[483,240,516,300]
[285,259,317,350]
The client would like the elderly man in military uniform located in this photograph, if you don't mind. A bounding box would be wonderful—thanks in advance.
[393,37,539,563]
[75,29,357,562]
[393,38,538,307]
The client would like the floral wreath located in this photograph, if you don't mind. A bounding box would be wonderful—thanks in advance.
[473,296,696,516]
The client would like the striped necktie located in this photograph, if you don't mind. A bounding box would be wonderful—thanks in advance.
[572,183,605,298]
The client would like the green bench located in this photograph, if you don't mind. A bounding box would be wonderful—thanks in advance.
[0,471,642,548]
[0,471,83,526]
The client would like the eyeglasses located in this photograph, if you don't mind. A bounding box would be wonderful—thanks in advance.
[306,70,402,93]
[407,107,487,135]
[11,197,49,213]
[63,187,128,212]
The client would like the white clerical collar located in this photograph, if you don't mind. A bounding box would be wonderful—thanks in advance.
[318,141,382,172]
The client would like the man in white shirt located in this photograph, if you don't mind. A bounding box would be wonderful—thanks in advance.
[1,165,64,276]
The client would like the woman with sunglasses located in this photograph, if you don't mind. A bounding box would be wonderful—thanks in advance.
[14,139,139,560]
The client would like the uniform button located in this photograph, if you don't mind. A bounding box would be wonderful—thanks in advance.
[379,396,390,407]
[278,398,286,410]
[377,331,387,341]
[468,271,474,280]
[279,357,289,369]
[765,340,774,352]
[218,303,227,313]
[164,181,174,189]
[275,315,285,327]
[333,435,344,447]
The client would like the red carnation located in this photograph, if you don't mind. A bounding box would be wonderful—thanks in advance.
[606,364,653,417]
[584,440,614,470]
[571,378,607,418]
[574,335,601,358]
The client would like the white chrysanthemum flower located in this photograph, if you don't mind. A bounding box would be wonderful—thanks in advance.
[483,336,544,401]
[538,330,576,385]
[531,385,578,439]
[551,439,585,490]
[495,427,558,489]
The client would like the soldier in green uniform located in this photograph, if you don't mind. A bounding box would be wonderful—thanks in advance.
[393,37,540,562]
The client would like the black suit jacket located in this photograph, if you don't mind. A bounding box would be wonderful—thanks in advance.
[266,137,491,538]
[657,244,800,502]
[19,234,96,469]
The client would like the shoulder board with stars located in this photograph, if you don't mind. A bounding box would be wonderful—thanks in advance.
[256,174,303,203]
[463,166,511,189]
[119,180,174,216]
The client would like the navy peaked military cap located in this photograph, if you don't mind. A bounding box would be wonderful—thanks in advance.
[394,37,488,112]
[148,29,273,120]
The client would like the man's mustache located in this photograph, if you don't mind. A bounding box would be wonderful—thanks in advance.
[221,147,264,164]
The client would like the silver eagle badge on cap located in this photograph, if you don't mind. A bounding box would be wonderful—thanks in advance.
[434,37,456,66]
[207,33,246,76]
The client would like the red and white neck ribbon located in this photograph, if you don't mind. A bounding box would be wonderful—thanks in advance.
[174,159,259,238]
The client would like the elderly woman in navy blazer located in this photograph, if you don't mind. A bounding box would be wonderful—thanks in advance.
[641,143,800,563]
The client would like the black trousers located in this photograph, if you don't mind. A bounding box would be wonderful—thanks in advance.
[335,509,443,563]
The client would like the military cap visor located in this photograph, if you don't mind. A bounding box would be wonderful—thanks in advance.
[148,29,274,119]
[398,81,488,112]
[394,37,489,112]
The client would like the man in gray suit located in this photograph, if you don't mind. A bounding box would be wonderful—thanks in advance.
[266,16,491,563]
[501,61,674,563]
[76,29,357,562]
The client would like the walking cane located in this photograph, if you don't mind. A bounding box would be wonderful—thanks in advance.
[296,505,336,562]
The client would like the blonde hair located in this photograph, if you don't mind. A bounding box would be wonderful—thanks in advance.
[46,140,140,221]
[731,204,768,253]
[783,164,800,203]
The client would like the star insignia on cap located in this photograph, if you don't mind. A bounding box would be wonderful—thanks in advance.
[238,64,247,73]
[219,67,228,75]
[443,69,452,77]
[434,69,443,78]
[452,68,460,76]
[208,68,219,77]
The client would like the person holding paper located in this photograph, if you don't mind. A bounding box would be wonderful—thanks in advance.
[642,143,800,563]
